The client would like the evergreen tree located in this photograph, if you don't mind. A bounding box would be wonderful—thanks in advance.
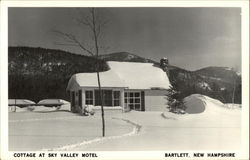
[166,86,185,114]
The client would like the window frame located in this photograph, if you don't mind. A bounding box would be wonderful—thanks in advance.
[85,90,93,105]
[113,90,120,106]
[124,91,141,110]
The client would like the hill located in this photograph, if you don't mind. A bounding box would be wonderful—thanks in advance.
[8,46,109,102]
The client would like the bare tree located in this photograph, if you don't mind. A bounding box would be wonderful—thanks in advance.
[53,8,107,137]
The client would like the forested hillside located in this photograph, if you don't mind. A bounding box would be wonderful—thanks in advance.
[8,46,109,102]
[168,66,241,104]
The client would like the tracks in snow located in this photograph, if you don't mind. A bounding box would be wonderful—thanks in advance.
[43,117,142,151]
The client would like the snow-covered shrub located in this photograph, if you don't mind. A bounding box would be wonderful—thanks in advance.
[80,105,95,116]
[85,105,95,115]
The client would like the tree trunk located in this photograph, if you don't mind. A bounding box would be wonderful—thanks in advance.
[92,8,105,137]
[97,70,105,137]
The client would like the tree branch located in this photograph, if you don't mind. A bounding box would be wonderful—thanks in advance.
[76,17,93,30]
[52,30,95,56]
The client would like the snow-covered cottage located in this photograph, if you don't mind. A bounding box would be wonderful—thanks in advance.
[66,61,171,112]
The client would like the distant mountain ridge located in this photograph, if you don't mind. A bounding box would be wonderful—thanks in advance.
[195,66,240,84]
[99,52,157,63]
[8,46,241,103]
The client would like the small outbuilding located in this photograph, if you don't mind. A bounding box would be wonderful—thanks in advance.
[66,61,171,112]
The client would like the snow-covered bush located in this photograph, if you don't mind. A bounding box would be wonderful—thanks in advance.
[80,105,95,116]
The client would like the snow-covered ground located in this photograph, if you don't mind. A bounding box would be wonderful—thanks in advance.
[9,109,133,151]
[8,94,241,151]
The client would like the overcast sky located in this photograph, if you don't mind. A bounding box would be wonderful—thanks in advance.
[8,7,241,71]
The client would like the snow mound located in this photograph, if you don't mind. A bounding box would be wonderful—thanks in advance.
[184,94,241,114]
[33,106,57,112]
[57,104,71,111]
[11,106,35,112]
[184,95,206,114]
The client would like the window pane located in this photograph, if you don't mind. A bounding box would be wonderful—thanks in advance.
[86,100,93,105]
[125,92,127,97]
[135,92,140,97]
[114,91,120,98]
[135,98,140,103]
[89,91,93,98]
[129,104,134,109]
[135,104,140,110]
[114,100,120,106]
[129,98,134,103]
[125,98,127,103]
[86,91,93,98]
[129,92,133,97]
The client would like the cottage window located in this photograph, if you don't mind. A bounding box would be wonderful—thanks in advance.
[113,91,120,106]
[125,92,141,111]
[85,90,93,105]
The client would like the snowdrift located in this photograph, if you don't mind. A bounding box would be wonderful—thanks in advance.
[9,106,35,112]
[184,94,241,115]
[32,106,57,112]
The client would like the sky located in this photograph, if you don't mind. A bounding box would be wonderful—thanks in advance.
[8,7,241,71]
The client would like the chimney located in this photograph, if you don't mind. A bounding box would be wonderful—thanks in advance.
[160,57,168,70]
[160,57,169,76]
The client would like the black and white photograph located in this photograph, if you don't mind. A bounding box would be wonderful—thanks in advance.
[0,1,249,160]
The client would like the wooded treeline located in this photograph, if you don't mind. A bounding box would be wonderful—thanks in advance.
[8,46,109,102]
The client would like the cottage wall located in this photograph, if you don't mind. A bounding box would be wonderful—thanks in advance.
[70,87,168,112]
[144,90,168,111]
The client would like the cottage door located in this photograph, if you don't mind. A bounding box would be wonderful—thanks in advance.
[94,90,113,106]
[103,90,112,106]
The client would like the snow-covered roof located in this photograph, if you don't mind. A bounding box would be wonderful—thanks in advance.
[67,69,127,90]
[67,61,171,90]
[37,99,69,105]
[8,99,36,106]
